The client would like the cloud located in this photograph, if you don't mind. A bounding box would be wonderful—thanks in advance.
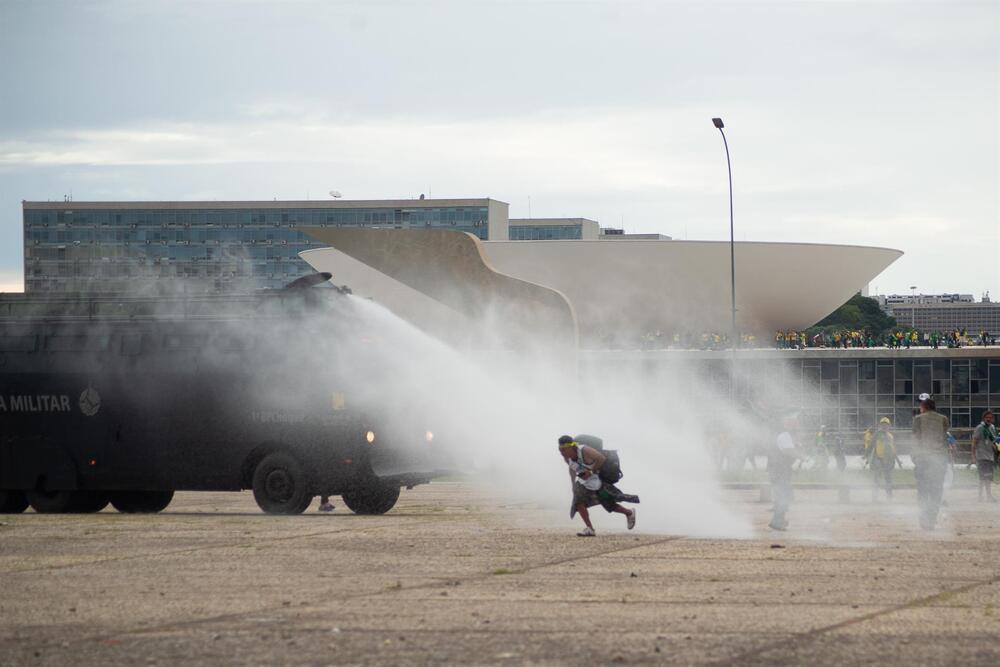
[0,106,923,199]
[0,110,714,196]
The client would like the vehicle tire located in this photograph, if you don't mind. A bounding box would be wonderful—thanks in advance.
[341,479,401,515]
[110,490,174,513]
[70,492,110,513]
[26,490,80,513]
[252,452,313,515]
[0,490,30,514]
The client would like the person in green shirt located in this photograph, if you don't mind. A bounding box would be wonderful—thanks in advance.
[971,411,998,502]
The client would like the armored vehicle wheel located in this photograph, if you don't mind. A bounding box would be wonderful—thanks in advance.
[70,492,110,513]
[252,452,313,515]
[110,490,174,513]
[341,480,401,515]
[26,490,80,513]
[0,490,30,514]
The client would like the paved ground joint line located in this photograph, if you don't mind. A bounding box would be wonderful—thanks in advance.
[709,571,1000,665]
[1,524,396,575]
[24,534,685,650]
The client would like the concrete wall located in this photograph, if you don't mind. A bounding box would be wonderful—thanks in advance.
[486,200,509,241]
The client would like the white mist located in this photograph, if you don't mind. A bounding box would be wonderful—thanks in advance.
[324,295,753,538]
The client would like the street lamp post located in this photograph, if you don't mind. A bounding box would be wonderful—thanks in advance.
[712,118,737,350]
[910,285,917,329]
[713,117,737,402]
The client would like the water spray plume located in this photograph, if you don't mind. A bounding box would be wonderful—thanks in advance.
[336,295,753,538]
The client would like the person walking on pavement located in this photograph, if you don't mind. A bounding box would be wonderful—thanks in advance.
[813,425,831,471]
[912,398,951,530]
[866,417,897,501]
[971,410,998,502]
[832,431,847,473]
[768,416,802,531]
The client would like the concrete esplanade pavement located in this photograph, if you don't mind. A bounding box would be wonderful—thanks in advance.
[3,483,1000,666]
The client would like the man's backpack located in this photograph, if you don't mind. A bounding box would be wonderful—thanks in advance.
[600,449,624,484]
[573,434,604,451]
[574,434,624,483]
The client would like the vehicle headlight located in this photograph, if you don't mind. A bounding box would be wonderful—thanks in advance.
[366,430,376,444]
[425,430,434,443]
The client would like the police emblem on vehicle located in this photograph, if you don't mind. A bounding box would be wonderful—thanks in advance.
[79,387,101,417]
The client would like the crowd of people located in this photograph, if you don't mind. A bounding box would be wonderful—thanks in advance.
[763,402,999,531]
[766,405,997,531]
[634,331,758,350]
[605,328,996,351]
[775,328,996,349]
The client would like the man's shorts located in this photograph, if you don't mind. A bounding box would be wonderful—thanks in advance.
[977,459,995,481]
[571,483,618,514]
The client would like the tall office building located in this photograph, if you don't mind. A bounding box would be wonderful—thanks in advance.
[22,199,509,292]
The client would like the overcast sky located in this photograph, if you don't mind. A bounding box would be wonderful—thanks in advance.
[1,0,997,297]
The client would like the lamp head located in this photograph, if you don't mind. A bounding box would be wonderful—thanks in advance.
[712,118,725,129]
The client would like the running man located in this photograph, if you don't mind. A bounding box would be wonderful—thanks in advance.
[558,435,637,537]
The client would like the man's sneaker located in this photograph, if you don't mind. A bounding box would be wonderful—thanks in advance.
[576,526,596,537]
[626,509,636,530]
[318,502,334,512]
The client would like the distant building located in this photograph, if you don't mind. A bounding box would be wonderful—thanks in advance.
[598,228,672,240]
[877,293,975,310]
[874,292,998,332]
[22,199,508,292]
[508,218,599,240]
[599,231,672,240]
[889,303,1000,333]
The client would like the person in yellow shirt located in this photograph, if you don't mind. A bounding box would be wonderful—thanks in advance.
[867,418,897,501]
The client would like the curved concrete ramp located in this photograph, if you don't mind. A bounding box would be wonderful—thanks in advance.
[300,227,577,348]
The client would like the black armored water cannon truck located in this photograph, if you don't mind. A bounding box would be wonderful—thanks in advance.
[0,274,447,515]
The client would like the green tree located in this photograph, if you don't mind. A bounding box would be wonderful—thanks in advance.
[838,304,864,328]
[811,293,896,335]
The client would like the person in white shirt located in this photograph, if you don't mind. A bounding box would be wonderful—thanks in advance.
[768,416,802,531]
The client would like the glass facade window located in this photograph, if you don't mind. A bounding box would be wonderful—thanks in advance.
[730,356,1000,434]
[24,204,492,292]
[509,224,583,240]
[608,355,1000,442]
